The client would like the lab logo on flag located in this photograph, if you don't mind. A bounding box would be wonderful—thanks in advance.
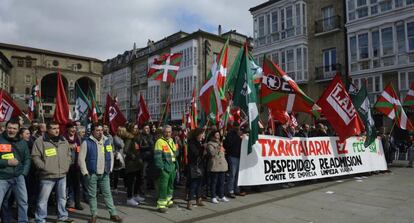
[0,101,13,121]
[327,83,357,125]
[263,75,294,93]
[108,106,117,122]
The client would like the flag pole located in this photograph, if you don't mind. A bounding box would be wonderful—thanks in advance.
[389,121,396,136]
[37,78,45,123]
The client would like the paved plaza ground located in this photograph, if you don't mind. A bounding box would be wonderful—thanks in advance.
[9,161,414,223]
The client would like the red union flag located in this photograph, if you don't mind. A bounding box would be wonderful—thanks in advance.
[317,74,365,140]
[136,94,150,127]
[0,90,22,122]
[104,94,127,134]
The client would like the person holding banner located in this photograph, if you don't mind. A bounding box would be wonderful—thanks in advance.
[224,123,245,198]
[208,130,229,204]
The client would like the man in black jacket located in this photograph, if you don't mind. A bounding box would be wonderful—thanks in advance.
[138,124,155,191]
[0,118,31,222]
[224,123,245,198]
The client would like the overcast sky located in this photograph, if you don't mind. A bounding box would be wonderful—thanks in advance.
[0,0,263,61]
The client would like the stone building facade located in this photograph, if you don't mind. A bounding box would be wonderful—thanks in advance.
[0,43,103,120]
[0,51,12,92]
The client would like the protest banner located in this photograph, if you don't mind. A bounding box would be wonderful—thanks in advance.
[238,135,387,186]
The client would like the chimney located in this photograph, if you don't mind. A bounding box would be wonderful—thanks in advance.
[218,25,222,36]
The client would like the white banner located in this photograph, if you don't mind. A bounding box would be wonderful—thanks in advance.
[238,135,387,186]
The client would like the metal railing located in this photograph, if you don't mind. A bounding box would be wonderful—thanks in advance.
[315,64,342,81]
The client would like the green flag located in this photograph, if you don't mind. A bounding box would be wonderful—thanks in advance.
[74,84,90,125]
[350,82,376,147]
[233,43,259,154]
[87,86,102,117]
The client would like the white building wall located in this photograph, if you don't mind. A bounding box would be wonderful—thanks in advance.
[101,67,131,119]
[346,0,414,101]
[251,0,308,83]
[170,39,198,121]
[147,55,161,121]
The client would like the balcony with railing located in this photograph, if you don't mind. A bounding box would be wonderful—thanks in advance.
[254,26,307,47]
[315,64,342,81]
[315,16,341,35]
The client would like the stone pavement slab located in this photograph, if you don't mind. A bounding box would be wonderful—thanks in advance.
[10,163,414,223]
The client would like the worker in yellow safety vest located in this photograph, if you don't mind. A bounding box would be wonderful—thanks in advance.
[154,125,179,213]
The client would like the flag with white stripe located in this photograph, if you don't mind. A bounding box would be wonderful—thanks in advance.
[260,56,320,117]
[375,83,413,131]
[403,83,414,108]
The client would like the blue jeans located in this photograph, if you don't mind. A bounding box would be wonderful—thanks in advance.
[187,178,202,201]
[210,172,225,198]
[226,156,240,194]
[0,175,29,223]
[35,177,68,223]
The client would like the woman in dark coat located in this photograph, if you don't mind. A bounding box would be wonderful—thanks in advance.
[186,128,206,210]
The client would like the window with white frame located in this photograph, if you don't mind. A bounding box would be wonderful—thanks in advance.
[398,71,414,99]
[281,50,286,71]
[286,6,294,37]
[322,6,334,31]
[372,30,380,57]
[295,3,302,35]
[381,27,394,56]
[408,21,414,51]
[271,11,278,33]
[399,71,414,90]
[302,4,307,34]
[254,18,258,38]
[379,0,392,12]
[352,75,382,103]
[303,47,308,80]
[271,51,279,64]
[358,33,369,59]
[297,48,302,74]
[258,16,265,37]
[395,0,404,7]
[323,48,337,72]
[266,14,271,36]
[347,0,414,22]
[350,36,357,62]
[286,49,294,73]
[356,0,368,18]
[272,46,308,82]
[370,0,379,15]
[348,0,356,20]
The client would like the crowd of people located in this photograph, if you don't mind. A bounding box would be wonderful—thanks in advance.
[0,117,250,223]
[0,116,412,223]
